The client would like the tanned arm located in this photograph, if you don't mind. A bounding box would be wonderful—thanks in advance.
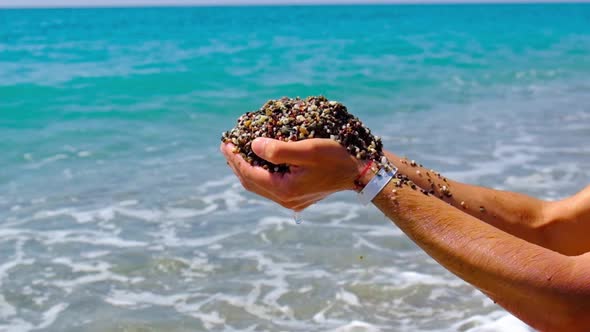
[363,173,590,331]
[384,150,590,256]
[222,138,590,331]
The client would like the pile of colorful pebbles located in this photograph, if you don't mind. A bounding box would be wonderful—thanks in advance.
[222,96,388,173]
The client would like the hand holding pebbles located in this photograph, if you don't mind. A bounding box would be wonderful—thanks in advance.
[222,96,389,173]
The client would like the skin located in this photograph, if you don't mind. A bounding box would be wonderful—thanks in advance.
[220,137,590,332]
[383,151,590,256]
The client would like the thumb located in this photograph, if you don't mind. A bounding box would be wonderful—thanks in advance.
[251,137,346,165]
[251,138,303,165]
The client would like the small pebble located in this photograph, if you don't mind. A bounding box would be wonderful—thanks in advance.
[222,96,387,173]
[440,185,452,197]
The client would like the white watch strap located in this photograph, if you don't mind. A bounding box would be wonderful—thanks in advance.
[358,167,397,205]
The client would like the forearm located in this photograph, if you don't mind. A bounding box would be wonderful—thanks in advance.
[223,137,590,330]
[384,151,551,249]
[370,179,590,331]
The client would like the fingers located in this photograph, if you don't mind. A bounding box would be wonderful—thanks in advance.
[251,138,297,165]
[251,137,348,166]
[222,143,327,209]
[222,142,290,199]
[221,143,274,190]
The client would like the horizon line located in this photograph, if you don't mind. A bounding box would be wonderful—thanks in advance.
[2,0,590,9]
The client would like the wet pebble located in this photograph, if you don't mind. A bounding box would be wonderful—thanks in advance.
[222,96,387,173]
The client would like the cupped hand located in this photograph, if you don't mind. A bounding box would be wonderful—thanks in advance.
[220,137,366,211]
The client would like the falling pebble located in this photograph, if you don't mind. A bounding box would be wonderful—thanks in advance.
[294,211,303,224]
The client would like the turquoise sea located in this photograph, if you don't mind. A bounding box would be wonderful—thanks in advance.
[1,4,590,331]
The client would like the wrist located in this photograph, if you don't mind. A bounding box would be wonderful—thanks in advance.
[357,165,397,205]
[353,160,380,193]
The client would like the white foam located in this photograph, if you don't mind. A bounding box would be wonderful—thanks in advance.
[352,235,389,252]
[116,207,163,222]
[42,230,146,248]
[25,154,68,169]
[31,197,46,205]
[0,294,16,319]
[363,225,403,237]
[336,289,360,307]
[0,319,33,332]
[118,200,138,207]
[0,298,66,332]
[328,321,381,332]
[151,226,240,248]
[105,290,187,308]
[36,303,68,329]
[32,293,49,307]
[32,208,73,220]
[33,202,222,226]
[52,257,110,273]
[72,208,115,224]
[197,175,238,193]
[446,144,539,182]
[80,251,110,259]
[456,311,533,332]
[504,162,581,192]
[312,303,333,323]
[77,151,91,157]
[254,216,292,233]
[53,272,142,294]
[105,290,227,329]
[165,205,218,219]
[202,186,249,212]
[0,239,35,281]
[304,201,362,225]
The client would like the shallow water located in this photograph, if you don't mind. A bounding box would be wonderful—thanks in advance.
[1,4,590,331]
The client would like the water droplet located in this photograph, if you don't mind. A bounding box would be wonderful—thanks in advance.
[294,211,303,225]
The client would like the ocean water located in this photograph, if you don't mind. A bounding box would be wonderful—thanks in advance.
[1,3,590,331]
